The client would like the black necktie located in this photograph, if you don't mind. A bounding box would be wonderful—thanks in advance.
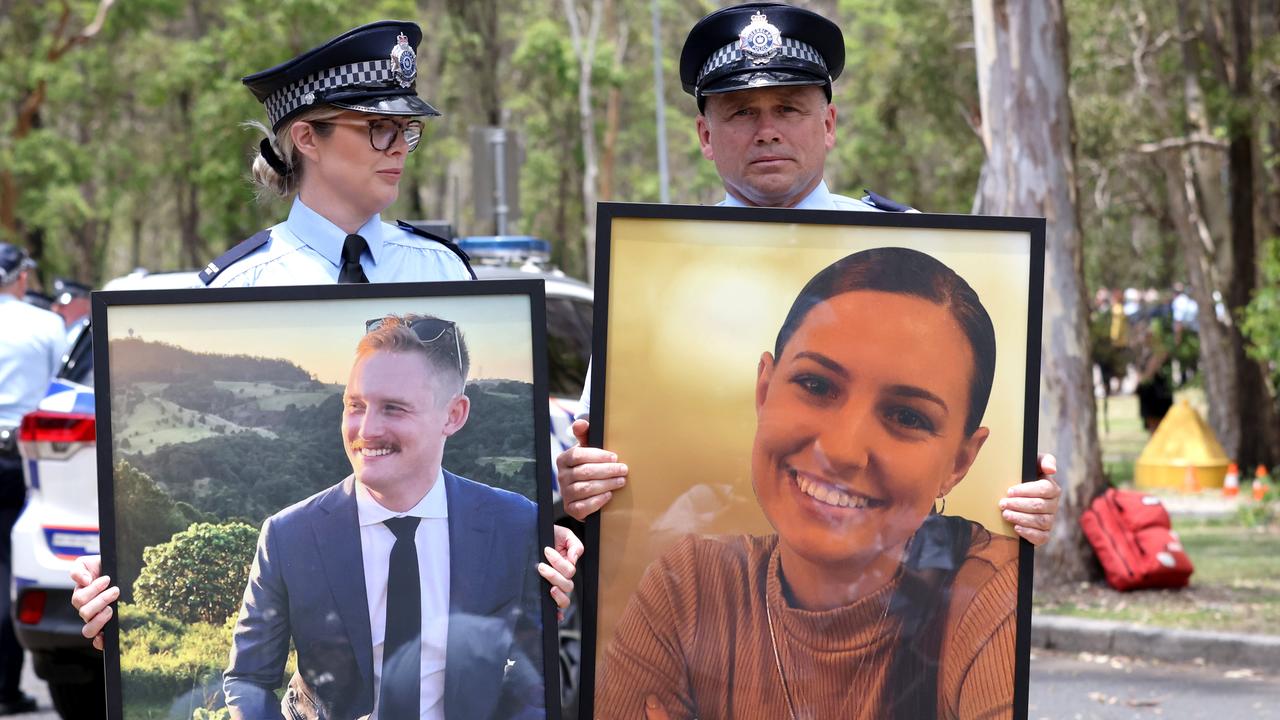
[339,233,370,283]
[380,516,421,718]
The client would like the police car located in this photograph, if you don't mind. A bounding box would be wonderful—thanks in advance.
[13,248,591,718]
[457,235,593,479]
[12,270,197,718]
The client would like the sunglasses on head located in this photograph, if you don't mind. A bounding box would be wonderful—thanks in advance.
[365,316,462,375]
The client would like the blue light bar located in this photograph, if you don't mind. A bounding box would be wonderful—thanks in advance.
[457,236,552,263]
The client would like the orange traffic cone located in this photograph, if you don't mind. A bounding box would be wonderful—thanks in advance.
[1223,462,1240,497]
[1182,465,1202,493]
[1253,465,1270,501]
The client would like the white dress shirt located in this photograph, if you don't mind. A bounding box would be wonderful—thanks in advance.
[357,473,451,720]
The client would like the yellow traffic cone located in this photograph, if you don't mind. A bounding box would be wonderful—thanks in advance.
[1223,462,1240,497]
[1253,465,1269,501]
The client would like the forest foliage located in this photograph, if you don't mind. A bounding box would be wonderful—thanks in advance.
[3,1,1275,298]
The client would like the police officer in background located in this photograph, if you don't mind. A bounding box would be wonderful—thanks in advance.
[52,278,92,345]
[52,278,91,325]
[0,243,65,715]
[557,2,1064,545]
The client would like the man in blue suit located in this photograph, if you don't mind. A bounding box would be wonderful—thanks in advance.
[224,314,549,720]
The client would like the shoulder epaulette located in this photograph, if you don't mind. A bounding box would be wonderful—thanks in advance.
[861,189,913,213]
[395,220,477,280]
[199,230,272,285]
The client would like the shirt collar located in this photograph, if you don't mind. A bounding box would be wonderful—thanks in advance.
[720,180,832,210]
[355,469,449,526]
[284,196,384,269]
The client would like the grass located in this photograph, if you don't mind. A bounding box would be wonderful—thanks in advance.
[254,390,334,411]
[481,456,535,475]
[1034,388,1280,634]
[211,380,285,398]
[115,398,276,455]
[1034,519,1280,634]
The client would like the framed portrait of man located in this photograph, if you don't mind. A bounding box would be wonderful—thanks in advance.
[92,280,562,720]
[580,203,1045,720]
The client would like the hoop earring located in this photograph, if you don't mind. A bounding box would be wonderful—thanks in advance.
[934,496,946,515]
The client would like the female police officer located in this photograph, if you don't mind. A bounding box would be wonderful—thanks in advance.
[199,20,474,288]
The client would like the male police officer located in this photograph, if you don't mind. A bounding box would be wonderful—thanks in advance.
[557,3,1063,545]
[684,2,908,212]
[0,243,65,715]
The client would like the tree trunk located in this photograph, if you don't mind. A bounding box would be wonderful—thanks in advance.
[563,0,603,284]
[1224,0,1280,468]
[1156,149,1239,444]
[175,91,203,268]
[599,0,628,201]
[1168,0,1242,455]
[445,0,501,126]
[1261,0,1280,240]
[971,0,1105,583]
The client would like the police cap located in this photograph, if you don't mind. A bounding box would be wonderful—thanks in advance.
[53,277,91,304]
[0,243,35,285]
[679,3,844,102]
[242,20,440,131]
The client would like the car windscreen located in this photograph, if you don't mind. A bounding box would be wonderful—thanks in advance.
[546,296,591,398]
[58,321,93,385]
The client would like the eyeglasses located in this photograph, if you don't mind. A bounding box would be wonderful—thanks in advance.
[365,316,462,375]
[315,117,424,152]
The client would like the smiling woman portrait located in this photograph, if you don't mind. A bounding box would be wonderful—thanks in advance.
[596,247,1020,720]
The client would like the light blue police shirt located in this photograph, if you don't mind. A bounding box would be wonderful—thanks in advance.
[718,181,884,212]
[207,196,471,288]
[0,295,68,425]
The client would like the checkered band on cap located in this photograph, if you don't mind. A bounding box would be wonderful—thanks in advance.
[264,59,402,127]
[697,37,827,88]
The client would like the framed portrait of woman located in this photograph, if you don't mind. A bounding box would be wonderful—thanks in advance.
[91,280,563,720]
[581,203,1045,720]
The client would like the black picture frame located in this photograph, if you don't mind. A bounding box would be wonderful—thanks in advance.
[580,203,1045,720]
[91,279,563,720]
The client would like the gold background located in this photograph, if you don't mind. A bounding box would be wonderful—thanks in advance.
[595,215,1033,656]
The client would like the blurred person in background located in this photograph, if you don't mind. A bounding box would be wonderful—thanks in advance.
[52,278,92,345]
[0,242,65,715]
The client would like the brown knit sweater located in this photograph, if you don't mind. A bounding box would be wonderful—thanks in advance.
[596,528,1019,720]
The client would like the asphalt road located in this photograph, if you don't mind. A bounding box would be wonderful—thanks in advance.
[1029,648,1280,719]
[9,653,56,719]
[6,648,1279,719]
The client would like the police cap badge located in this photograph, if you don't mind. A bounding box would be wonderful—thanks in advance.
[390,32,417,87]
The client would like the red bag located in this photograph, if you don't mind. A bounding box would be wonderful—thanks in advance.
[1080,488,1194,591]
